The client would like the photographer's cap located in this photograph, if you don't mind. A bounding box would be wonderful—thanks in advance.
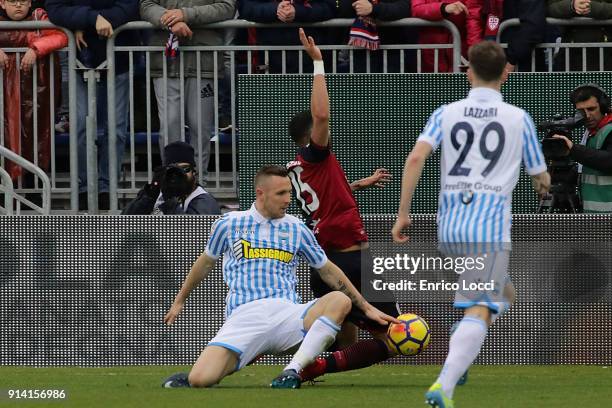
[164,141,196,167]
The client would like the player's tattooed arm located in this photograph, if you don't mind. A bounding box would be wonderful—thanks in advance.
[317,260,366,309]
[317,261,401,326]
[335,279,365,309]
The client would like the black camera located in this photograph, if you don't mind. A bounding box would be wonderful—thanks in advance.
[538,110,585,160]
[159,164,194,199]
[537,111,585,213]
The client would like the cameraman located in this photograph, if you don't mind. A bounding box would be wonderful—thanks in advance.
[122,142,221,215]
[552,84,612,213]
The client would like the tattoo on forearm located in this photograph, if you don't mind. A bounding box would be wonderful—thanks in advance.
[336,279,364,308]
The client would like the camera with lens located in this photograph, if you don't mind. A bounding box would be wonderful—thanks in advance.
[538,110,585,160]
[537,110,585,212]
[156,164,195,200]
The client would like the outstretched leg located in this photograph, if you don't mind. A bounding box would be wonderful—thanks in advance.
[271,291,351,388]
[188,345,239,388]
[426,251,515,407]
[300,300,401,381]
[432,306,490,400]
[161,345,238,388]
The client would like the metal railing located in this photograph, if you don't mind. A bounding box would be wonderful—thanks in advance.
[498,17,612,72]
[9,17,612,213]
[0,166,13,215]
[0,21,78,212]
[0,19,461,213]
[0,145,51,214]
[104,18,461,212]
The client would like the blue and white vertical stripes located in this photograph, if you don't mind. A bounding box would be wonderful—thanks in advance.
[417,88,547,247]
[205,204,328,318]
[522,112,546,174]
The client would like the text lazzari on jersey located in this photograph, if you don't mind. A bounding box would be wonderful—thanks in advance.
[417,88,546,245]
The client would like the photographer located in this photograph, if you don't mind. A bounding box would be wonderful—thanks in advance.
[122,141,221,215]
[552,84,612,213]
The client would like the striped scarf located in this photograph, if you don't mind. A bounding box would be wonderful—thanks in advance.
[165,32,179,60]
[348,1,380,51]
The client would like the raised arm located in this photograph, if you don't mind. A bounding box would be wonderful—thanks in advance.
[299,28,330,147]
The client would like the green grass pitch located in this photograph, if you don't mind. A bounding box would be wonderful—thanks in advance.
[1,365,611,407]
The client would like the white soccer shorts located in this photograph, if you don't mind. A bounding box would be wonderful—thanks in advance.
[207,297,318,370]
[453,250,512,315]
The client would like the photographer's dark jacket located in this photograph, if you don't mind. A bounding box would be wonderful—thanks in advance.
[122,185,221,215]
[570,117,612,213]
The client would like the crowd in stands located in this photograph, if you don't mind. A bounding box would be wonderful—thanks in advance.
[1,0,612,212]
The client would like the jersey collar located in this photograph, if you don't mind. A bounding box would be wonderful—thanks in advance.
[249,202,285,225]
[468,87,503,102]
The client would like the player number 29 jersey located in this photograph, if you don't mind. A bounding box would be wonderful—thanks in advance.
[417,88,546,245]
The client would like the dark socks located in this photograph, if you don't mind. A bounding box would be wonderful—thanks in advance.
[325,338,390,373]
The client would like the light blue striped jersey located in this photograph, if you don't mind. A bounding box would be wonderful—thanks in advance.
[205,203,328,318]
[417,88,546,248]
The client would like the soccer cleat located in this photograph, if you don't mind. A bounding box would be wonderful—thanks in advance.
[449,321,468,386]
[270,369,302,389]
[425,382,454,408]
[162,372,191,388]
[299,357,327,382]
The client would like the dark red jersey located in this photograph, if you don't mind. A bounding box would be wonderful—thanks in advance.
[287,142,368,251]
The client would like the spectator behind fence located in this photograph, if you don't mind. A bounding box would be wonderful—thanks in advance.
[122,141,221,215]
[465,0,503,50]
[500,0,549,72]
[140,0,236,185]
[335,0,413,73]
[0,2,67,202]
[547,0,612,71]
[430,1,549,72]
[46,0,140,211]
[238,0,335,73]
[0,0,43,17]
[411,0,468,72]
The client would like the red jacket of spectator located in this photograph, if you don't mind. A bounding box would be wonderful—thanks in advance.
[411,0,468,72]
[0,9,67,179]
[465,0,503,50]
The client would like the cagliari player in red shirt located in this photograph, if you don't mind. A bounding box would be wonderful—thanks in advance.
[287,29,400,382]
